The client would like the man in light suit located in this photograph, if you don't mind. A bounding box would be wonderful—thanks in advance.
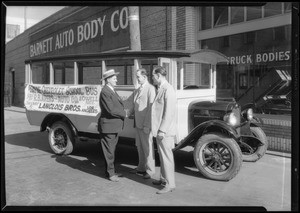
[129,68,156,179]
[98,69,127,182]
[151,66,177,194]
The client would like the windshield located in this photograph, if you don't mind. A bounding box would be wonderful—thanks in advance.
[177,62,211,90]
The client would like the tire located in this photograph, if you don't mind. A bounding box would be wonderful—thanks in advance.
[241,126,268,162]
[48,121,75,155]
[193,133,242,181]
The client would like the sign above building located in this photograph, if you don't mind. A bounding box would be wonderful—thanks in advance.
[29,6,130,59]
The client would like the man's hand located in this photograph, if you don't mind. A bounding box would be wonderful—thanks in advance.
[157,131,165,141]
[125,109,129,118]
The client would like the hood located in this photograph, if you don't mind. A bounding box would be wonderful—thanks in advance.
[190,100,238,113]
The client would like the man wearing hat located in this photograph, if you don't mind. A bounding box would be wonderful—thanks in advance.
[98,69,127,182]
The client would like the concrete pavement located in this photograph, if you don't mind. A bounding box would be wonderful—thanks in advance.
[3,106,292,210]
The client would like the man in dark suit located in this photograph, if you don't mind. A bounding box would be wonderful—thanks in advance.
[98,69,127,182]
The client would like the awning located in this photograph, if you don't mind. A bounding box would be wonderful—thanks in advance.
[178,49,229,65]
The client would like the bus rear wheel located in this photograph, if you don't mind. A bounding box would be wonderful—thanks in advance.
[48,121,75,155]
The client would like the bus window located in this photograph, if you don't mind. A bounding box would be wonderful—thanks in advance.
[140,59,157,85]
[81,61,102,85]
[53,62,64,84]
[106,59,134,85]
[183,62,211,89]
[51,61,74,85]
[65,61,75,84]
[32,62,49,84]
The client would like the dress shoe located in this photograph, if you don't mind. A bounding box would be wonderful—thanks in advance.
[152,180,166,186]
[143,173,151,179]
[129,168,138,174]
[136,171,147,176]
[156,187,175,194]
[130,168,146,176]
[109,175,120,182]
[115,173,124,177]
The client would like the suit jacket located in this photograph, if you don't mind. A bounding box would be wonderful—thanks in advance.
[151,81,177,137]
[133,81,156,129]
[98,85,126,134]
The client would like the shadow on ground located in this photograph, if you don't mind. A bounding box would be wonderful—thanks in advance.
[5,132,207,186]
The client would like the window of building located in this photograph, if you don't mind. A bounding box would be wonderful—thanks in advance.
[246,6,262,21]
[221,36,230,48]
[199,3,290,32]
[214,7,228,27]
[200,7,212,30]
[264,2,282,17]
[230,7,245,24]
[274,26,286,41]
[243,31,256,44]
[6,24,20,39]
[284,2,291,13]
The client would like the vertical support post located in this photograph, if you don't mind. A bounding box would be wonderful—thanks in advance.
[101,60,106,86]
[25,64,31,84]
[74,62,78,85]
[74,61,78,85]
[180,61,184,90]
[49,62,54,85]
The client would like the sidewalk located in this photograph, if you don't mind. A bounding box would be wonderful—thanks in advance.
[4,106,26,113]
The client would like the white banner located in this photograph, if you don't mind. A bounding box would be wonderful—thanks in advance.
[24,84,101,116]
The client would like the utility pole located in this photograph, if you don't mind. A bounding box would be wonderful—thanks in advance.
[24,6,27,31]
[128,6,141,88]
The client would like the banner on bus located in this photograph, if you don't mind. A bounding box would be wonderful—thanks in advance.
[24,84,101,116]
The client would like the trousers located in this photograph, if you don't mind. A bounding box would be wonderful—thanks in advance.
[156,135,176,188]
[135,128,155,176]
[100,133,119,178]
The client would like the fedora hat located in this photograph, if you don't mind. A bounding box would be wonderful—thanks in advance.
[101,69,119,81]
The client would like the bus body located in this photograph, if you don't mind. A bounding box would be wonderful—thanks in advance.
[24,49,268,181]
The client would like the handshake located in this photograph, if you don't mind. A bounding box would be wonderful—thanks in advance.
[124,109,133,119]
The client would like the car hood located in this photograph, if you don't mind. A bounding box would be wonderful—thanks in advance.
[190,100,238,113]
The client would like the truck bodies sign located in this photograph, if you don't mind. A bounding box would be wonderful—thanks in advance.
[29,6,130,58]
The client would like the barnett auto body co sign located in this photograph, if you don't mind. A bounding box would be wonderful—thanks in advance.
[29,6,130,58]
[24,84,101,116]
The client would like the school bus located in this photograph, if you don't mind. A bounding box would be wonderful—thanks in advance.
[24,49,268,181]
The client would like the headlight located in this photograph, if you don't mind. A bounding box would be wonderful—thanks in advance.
[224,112,238,126]
[247,108,253,121]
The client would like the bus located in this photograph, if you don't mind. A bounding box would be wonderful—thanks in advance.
[24,49,268,181]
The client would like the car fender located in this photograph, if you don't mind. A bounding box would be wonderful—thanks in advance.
[239,122,265,147]
[40,113,78,137]
[173,120,239,151]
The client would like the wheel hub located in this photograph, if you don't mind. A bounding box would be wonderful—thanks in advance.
[212,153,221,161]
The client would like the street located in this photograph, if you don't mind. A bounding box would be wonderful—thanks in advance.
[3,107,291,211]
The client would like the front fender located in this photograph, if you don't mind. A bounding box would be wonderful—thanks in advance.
[173,120,239,151]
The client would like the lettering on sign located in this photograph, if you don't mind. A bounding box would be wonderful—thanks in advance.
[228,51,291,65]
[24,84,102,116]
[29,7,129,58]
